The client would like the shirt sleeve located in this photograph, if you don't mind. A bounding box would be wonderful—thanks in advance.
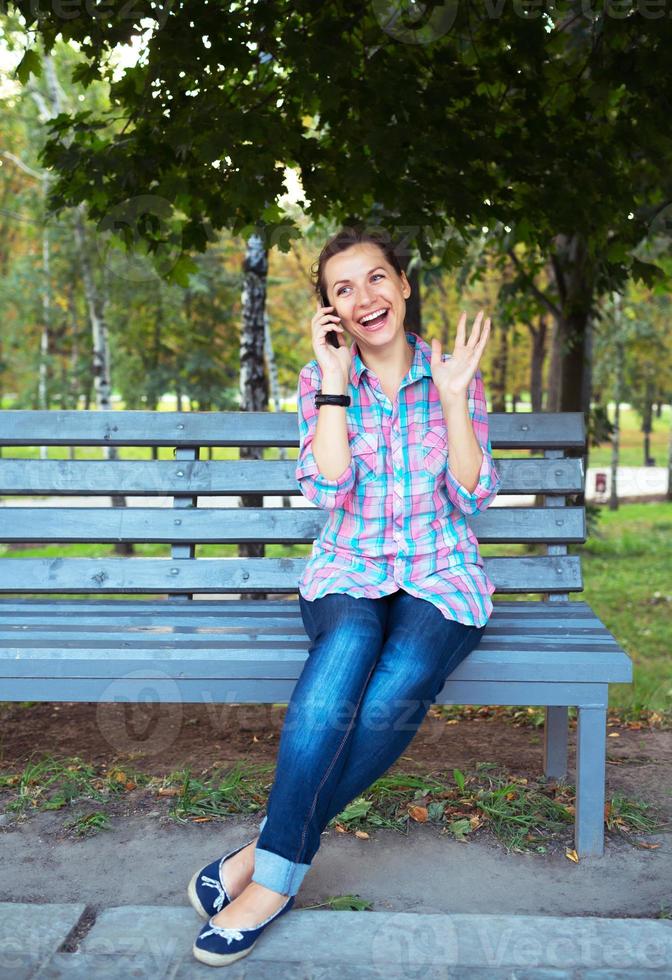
[445,368,502,516]
[295,363,356,510]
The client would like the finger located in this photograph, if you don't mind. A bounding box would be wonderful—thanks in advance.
[455,310,467,348]
[467,309,484,348]
[476,317,491,350]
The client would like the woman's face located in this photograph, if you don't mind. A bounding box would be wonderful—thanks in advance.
[323,243,411,350]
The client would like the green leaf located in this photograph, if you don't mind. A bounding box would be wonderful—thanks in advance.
[448,818,473,840]
[336,798,372,823]
[428,801,446,822]
[15,50,42,85]
[166,253,199,288]
[327,894,374,911]
[71,62,102,88]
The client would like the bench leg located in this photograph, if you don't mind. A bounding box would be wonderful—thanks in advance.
[543,705,568,780]
[575,704,607,857]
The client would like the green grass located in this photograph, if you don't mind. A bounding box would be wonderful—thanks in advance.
[0,755,150,817]
[3,754,662,855]
[163,761,275,824]
[588,405,670,469]
[64,810,111,837]
[577,502,672,715]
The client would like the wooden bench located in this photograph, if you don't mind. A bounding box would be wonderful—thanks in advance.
[0,409,632,857]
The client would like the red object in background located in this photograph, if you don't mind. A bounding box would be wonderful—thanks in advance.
[595,472,607,494]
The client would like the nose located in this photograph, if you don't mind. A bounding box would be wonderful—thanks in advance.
[359,286,376,308]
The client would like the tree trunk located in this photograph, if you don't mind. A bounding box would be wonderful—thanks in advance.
[42,53,132,555]
[403,256,422,335]
[38,193,50,459]
[549,233,595,508]
[73,209,134,555]
[238,232,269,599]
[527,313,548,413]
[491,319,508,413]
[546,317,562,413]
[642,377,655,466]
[264,309,292,510]
[609,293,625,511]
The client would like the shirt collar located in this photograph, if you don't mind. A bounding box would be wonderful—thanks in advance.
[349,331,434,388]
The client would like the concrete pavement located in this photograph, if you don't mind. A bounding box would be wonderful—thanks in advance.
[1,901,670,978]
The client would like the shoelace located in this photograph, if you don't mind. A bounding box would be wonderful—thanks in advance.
[200,924,245,944]
[199,873,229,912]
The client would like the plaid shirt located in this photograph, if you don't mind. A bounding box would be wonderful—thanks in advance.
[295,331,502,626]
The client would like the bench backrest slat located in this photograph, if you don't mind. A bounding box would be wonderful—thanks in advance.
[0,410,586,450]
[0,457,584,495]
[0,408,588,600]
[0,506,586,545]
[0,555,582,594]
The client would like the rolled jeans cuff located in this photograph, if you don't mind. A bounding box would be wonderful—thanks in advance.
[252,815,311,897]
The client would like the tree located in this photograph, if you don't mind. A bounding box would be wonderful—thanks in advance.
[7,2,672,409]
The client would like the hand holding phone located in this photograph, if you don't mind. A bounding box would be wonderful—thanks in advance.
[320,290,340,348]
[311,298,351,387]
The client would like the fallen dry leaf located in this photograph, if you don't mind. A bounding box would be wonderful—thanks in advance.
[565,848,579,863]
[408,805,428,822]
[354,830,370,840]
[191,816,212,823]
[157,787,180,797]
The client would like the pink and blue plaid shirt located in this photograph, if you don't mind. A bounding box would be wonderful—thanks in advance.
[295,331,502,627]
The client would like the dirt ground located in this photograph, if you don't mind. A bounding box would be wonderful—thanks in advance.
[1,700,670,832]
[2,702,671,918]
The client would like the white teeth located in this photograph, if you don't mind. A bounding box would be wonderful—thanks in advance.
[360,309,388,324]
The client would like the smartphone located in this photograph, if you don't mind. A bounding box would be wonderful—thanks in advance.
[320,289,341,349]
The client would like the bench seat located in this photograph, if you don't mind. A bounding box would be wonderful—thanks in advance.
[0,598,631,700]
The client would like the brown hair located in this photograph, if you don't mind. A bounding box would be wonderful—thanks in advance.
[311,226,406,307]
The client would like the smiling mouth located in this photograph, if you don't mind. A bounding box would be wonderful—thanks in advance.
[358,309,390,330]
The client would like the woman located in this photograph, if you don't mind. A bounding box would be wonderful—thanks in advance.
[189,227,502,967]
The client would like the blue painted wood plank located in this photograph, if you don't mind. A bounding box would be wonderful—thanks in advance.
[0,409,586,450]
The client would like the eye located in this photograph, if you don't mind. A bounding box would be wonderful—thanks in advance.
[337,273,385,296]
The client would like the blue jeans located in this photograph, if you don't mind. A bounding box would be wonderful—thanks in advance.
[250,588,486,896]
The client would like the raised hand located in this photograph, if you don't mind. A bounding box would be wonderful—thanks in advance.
[430,309,492,402]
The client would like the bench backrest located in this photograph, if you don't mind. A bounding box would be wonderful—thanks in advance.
[0,409,585,602]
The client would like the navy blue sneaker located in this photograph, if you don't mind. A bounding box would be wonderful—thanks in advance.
[188,837,257,920]
[192,893,295,966]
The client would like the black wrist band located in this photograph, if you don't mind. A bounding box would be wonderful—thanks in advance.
[315,390,351,408]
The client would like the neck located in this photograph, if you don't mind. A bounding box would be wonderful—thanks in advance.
[357,332,414,378]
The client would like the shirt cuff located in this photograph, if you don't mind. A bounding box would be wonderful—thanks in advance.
[295,447,356,509]
[445,445,502,515]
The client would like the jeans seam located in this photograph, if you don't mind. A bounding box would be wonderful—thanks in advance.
[289,652,380,868]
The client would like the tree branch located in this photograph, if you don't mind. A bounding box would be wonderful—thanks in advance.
[507,248,562,320]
